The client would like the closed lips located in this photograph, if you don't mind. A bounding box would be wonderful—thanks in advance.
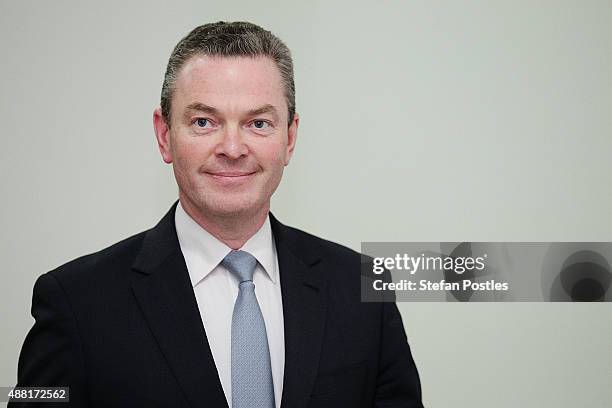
[207,172,256,177]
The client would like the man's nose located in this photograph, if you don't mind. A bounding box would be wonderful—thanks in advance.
[215,124,248,159]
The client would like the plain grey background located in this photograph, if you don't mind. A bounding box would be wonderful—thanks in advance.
[1,1,611,407]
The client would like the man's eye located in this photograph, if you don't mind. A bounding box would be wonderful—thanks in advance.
[252,120,270,129]
[194,118,210,128]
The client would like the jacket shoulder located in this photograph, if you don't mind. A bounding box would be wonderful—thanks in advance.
[276,222,366,265]
[46,230,147,285]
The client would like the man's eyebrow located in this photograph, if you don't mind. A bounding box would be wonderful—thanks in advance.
[247,104,279,119]
[185,102,218,115]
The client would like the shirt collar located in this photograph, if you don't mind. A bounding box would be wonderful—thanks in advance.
[174,201,278,287]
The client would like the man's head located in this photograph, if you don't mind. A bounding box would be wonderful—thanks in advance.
[153,22,298,222]
[160,21,295,127]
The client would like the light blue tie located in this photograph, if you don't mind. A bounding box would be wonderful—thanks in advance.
[222,250,275,408]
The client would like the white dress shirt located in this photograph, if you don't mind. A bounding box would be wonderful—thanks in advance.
[174,202,285,408]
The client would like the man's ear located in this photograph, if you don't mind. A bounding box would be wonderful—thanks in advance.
[153,107,173,164]
[284,112,299,166]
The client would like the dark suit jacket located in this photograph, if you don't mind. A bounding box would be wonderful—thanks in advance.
[12,203,423,407]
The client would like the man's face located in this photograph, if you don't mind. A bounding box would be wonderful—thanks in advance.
[154,55,298,220]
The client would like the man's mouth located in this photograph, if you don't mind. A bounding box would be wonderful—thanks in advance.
[207,171,256,177]
[204,171,257,184]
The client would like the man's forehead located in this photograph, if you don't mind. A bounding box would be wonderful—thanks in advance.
[173,55,286,114]
[177,54,282,87]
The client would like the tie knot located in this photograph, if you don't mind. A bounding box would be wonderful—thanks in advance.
[222,250,258,283]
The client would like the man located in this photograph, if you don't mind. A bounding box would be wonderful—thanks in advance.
[12,22,423,407]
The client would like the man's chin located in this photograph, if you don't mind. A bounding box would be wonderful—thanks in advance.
[199,199,266,219]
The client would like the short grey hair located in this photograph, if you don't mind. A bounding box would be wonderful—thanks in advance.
[161,21,295,127]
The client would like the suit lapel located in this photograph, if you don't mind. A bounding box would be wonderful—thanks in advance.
[130,203,228,408]
[270,214,328,408]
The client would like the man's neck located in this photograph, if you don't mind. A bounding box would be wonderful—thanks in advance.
[178,196,269,250]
